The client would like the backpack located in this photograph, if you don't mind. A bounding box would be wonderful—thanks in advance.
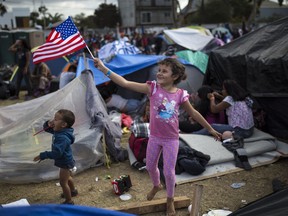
[128,132,148,163]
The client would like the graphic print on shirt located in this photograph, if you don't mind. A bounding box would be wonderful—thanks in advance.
[155,94,177,122]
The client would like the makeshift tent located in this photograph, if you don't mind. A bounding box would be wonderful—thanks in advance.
[0,70,123,184]
[203,16,288,139]
[228,187,288,216]
[211,26,232,38]
[76,54,205,99]
[175,50,209,74]
[163,27,214,51]
[98,40,141,60]
[0,204,134,216]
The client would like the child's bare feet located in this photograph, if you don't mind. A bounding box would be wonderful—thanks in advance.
[146,184,163,201]
[166,197,176,216]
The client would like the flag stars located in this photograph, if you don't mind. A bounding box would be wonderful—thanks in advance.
[56,17,78,40]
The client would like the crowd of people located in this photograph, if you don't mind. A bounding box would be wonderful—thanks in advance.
[6,23,249,102]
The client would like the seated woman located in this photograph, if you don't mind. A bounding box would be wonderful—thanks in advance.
[179,85,226,133]
[31,62,53,97]
[59,64,77,89]
[194,80,254,139]
[98,81,143,115]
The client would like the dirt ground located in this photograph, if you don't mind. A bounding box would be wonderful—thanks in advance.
[1,93,288,215]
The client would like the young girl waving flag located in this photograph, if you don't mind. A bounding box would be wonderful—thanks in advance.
[94,57,221,215]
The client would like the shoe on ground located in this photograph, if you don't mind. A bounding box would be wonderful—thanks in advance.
[272,178,286,192]
[9,96,19,100]
[61,189,78,198]
[61,200,74,205]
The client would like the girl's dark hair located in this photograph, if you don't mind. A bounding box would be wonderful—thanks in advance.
[158,58,187,85]
[57,109,75,128]
[195,85,213,116]
[223,80,249,101]
[20,39,31,50]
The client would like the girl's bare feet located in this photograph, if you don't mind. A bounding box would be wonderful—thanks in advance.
[146,184,163,201]
[166,197,176,216]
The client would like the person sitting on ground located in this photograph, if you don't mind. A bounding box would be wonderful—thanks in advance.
[31,62,53,97]
[179,85,226,133]
[99,88,143,114]
[59,64,77,89]
[194,79,254,139]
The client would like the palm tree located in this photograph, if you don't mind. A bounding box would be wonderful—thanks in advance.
[47,12,64,23]
[0,3,7,16]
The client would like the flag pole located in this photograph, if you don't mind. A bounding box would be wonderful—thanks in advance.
[85,45,95,59]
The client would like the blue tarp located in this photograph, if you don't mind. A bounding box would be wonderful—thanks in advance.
[76,54,199,86]
[76,54,165,85]
[0,204,135,216]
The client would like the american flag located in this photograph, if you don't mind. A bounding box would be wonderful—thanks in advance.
[33,17,86,64]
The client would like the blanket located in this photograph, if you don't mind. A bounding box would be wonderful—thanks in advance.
[176,128,288,184]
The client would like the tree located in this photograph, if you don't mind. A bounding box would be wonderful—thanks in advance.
[278,0,284,6]
[246,0,263,27]
[38,5,48,28]
[30,11,39,26]
[176,0,196,27]
[94,3,120,28]
[179,0,260,25]
[0,3,7,16]
[73,13,87,27]
[47,12,63,24]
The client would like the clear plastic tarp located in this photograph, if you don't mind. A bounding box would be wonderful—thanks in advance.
[0,71,121,184]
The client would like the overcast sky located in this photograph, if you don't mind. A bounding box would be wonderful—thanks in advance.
[4,0,119,18]
[4,0,188,19]
[0,0,188,19]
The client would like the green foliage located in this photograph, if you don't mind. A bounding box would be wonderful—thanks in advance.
[47,12,63,23]
[229,0,253,22]
[187,0,231,24]
[38,5,48,14]
[30,11,39,25]
[94,3,120,28]
[72,13,97,28]
[185,0,254,24]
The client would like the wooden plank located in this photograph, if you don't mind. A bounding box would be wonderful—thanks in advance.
[108,196,190,215]
[190,184,203,216]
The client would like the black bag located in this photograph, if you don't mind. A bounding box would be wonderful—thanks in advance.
[0,81,10,99]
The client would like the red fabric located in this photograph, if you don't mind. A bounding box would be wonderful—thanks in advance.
[121,113,133,128]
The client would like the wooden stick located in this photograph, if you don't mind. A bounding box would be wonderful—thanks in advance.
[109,196,190,215]
[85,45,95,59]
[190,184,203,216]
